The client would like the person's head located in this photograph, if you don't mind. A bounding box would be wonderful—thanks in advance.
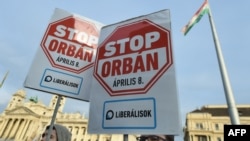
[41,124,72,141]
[136,135,174,141]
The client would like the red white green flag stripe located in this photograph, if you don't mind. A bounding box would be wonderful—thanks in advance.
[182,0,210,35]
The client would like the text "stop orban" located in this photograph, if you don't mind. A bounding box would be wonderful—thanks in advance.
[104,31,160,56]
[100,31,163,78]
[54,25,98,47]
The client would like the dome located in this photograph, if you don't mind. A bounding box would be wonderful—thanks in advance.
[13,89,26,98]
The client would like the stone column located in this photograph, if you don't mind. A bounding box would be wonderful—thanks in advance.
[83,125,88,141]
[9,119,20,139]
[80,126,86,140]
[22,120,32,141]
[71,125,75,138]
[14,119,23,140]
[189,134,193,141]
[2,119,14,139]
[28,120,39,141]
[0,119,9,137]
[15,119,25,141]
[18,119,30,140]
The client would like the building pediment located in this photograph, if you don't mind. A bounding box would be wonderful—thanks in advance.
[5,106,40,118]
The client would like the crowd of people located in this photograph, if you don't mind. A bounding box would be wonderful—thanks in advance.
[40,124,174,141]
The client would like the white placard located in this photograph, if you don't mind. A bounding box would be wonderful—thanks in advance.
[88,9,181,135]
[24,8,104,101]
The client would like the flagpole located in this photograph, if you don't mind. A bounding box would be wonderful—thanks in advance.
[207,1,240,124]
[0,70,9,88]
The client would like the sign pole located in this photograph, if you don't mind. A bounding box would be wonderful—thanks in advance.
[123,134,128,141]
[207,1,240,124]
[46,94,62,141]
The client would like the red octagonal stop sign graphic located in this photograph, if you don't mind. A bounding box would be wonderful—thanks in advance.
[94,19,173,96]
[41,16,99,74]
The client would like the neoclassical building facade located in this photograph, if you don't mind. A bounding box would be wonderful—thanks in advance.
[183,104,250,141]
[0,89,137,141]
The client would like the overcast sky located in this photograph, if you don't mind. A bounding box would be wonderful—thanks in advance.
[0,0,250,140]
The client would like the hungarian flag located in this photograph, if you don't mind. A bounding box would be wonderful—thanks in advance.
[182,0,210,35]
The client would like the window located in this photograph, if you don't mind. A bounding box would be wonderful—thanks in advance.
[196,123,199,128]
[75,127,79,134]
[69,126,72,132]
[200,124,203,129]
[215,123,219,130]
[82,127,85,135]
[238,110,243,116]
[197,135,207,141]
[217,137,221,141]
[196,123,204,129]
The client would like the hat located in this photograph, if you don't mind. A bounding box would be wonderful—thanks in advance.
[52,124,72,141]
